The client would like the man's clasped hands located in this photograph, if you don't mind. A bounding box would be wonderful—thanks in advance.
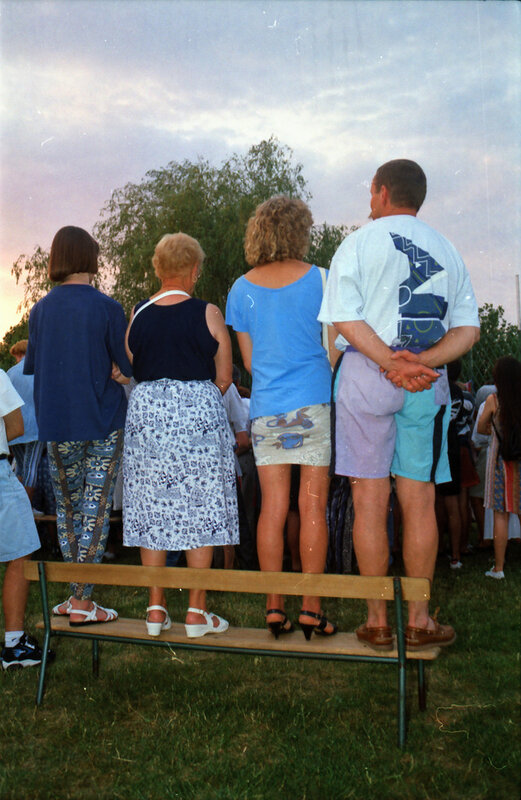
[382,350,440,393]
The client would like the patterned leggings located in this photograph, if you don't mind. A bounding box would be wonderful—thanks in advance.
[47,430,123,599]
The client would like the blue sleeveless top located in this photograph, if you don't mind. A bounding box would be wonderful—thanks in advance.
[129,297,218,382]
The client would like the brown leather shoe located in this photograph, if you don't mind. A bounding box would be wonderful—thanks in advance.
[405,621,456,650]
[356,623,393,651]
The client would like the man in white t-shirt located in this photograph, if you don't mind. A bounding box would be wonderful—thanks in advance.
[0,369,54,669]
[319,159,480,650]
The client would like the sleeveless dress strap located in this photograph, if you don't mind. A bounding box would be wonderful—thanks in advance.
[130,290,191,325]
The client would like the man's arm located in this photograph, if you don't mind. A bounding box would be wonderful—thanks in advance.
[333,320,439,392]
[386,326,479,386]
[4,407,24,441]
[412,326,480,369]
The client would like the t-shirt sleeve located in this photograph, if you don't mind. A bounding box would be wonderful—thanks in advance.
[225,279,249,332]
[0,370,23,417]
[448,256,480,329]
[318,235,366,324]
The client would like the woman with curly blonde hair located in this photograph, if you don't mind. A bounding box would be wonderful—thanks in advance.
[226,196,340,640]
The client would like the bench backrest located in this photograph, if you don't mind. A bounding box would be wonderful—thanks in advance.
[24,561,431,602]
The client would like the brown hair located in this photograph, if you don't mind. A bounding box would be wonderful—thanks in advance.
[493,356,521,460]
[48,226,99,282]
[152,232,205,279]
[373,159,427,211]
[244,196,313,267]
[9,339,28,358]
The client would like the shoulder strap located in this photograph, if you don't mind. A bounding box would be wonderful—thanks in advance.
[318,267,330,360]
[130,290,191,326]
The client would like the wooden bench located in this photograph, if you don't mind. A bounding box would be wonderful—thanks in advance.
[24,561,442,748]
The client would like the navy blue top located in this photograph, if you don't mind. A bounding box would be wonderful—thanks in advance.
[24,284,132,442]
[128,297,217,382]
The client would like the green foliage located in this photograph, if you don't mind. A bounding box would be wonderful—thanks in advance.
[0,316,29,372]
[462,303,521,388]
[93,137,311,315]
[10,246,53,315]
[308,222,358,268]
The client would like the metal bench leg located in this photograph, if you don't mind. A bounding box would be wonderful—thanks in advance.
[394,577,407,749]
[417,661,426,711]
[92,639,99,677]
[36,628,51,706]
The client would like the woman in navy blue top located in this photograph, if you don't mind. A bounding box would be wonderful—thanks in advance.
[123,232,238,638]
[25,226,131,626]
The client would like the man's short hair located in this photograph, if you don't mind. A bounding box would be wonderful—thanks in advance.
[48,226,99,282]
[373,159,427,211]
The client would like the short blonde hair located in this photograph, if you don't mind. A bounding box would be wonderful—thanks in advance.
[9,340,28,358]
[152,232,205,279]
[244,196,313,267]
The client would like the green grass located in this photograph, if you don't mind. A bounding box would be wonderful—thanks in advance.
[1,543,520,800]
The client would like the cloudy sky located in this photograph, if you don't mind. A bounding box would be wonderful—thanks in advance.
[1,0,520,338]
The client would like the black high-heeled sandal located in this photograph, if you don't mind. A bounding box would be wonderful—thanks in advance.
[299,610,338,641]
[265,608,294,640]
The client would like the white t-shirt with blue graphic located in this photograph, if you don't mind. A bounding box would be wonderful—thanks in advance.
[318,215,479,350]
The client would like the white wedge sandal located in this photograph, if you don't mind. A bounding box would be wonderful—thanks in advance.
[146,605,172,636]
[184,607,229,639]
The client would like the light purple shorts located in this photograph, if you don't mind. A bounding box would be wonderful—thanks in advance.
[334,351,450,482]
[335,352,404,479]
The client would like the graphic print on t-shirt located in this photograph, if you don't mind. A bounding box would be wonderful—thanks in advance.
[391,233,448,349]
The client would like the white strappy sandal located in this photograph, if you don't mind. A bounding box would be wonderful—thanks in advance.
[52,596,73,616]
[68,602,118,627]
[184,607,229,639]
[146,605,172,636]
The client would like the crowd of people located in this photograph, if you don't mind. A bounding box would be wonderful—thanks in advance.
[1,158,519,672]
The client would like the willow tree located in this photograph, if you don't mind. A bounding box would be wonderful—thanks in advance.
[93,138,310,314]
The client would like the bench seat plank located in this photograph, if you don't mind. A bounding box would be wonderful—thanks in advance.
[36,616,440,660]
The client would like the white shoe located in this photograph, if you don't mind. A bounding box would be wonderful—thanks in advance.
[185,607,229,638]
[485,568,505,580]
[450,560,463,569]
[69,602,118,626]
[146,605,172,636]
[52,596,73,616]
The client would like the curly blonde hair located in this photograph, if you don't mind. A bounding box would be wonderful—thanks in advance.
[244,196,313,267]
[152,232,205,279]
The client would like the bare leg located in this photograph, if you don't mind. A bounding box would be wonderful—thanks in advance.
[256,464,291,622]
[286,509,301,571]
[395,476,438,629]
[470,496,486,545]
[2,557,30,632]
[491,511,509,572]
[139,548,167,624]
[185,546,221,627]
[459,488,471,553]
[222,545,235,570]
[350,476,391,627]
[298,465,331,628]
[444,494,462,562]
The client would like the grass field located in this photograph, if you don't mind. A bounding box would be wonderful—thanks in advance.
[1,542,520,800]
